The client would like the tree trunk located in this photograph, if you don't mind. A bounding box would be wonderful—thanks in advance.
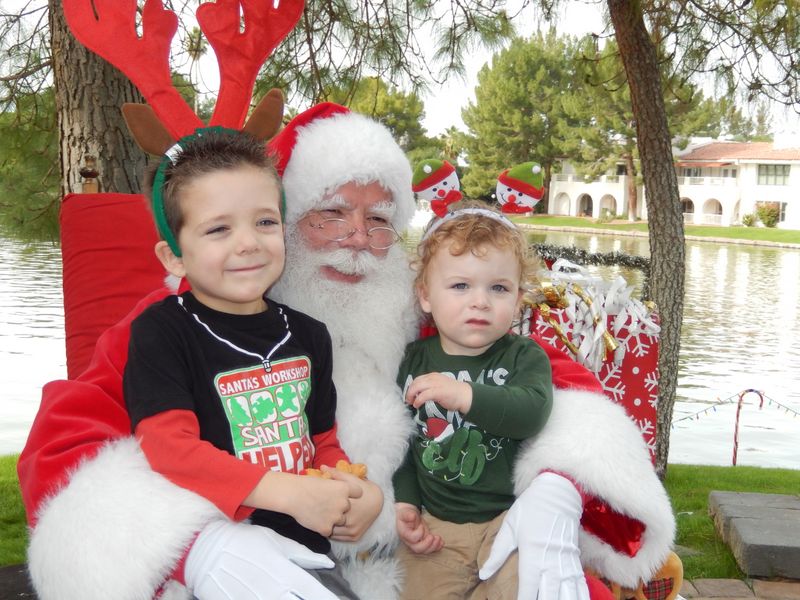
[542,162,552,213]
[49,0,145,197]
[607,0,685,478]
[624,153,638,221]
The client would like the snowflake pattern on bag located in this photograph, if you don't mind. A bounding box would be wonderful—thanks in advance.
[533,307,660,462]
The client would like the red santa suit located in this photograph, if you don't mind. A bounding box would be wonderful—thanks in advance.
[17,105,674,600]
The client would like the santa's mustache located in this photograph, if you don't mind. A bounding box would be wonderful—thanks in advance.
[319,248,381,276]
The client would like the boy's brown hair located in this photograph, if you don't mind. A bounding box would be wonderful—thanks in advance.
[145,128,280,242]
[414,199,539,294]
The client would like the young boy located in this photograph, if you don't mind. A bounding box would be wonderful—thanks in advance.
[392,200,554,599]
[123,128,380,599]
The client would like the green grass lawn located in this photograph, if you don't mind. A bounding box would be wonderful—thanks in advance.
[515,215,800,245]
[665,464,800,579]
[2,454,798,580]
[0,455,26,567]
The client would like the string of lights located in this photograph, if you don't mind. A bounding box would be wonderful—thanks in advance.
[671,389,798,465]
[672,390,800,425]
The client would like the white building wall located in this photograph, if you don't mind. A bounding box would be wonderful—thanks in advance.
[677,175,739,225]
[548,165,646,219]
[551,157,800,229]
[737,162,800,229]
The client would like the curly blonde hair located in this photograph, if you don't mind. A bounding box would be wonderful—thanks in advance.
[413,200,539,294]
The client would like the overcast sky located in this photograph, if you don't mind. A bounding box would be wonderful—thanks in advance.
[418,2,610,136]
[13,0,791,138]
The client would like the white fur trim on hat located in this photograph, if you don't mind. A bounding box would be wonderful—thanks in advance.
[281,112,415,230]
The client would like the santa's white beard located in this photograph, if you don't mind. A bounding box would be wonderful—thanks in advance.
[272,226,420,583]
[271,225,419,384]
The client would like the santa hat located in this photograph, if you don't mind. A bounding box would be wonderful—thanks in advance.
[497,161,545,199]
[268,102,415,229]
[412,159,456,192]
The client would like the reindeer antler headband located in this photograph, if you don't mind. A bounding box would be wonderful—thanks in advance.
[62,0,304,139]
[62,0,304,253]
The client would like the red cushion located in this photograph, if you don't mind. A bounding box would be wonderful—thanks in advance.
[60,193,165,378]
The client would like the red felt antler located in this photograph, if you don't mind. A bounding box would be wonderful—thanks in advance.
[62,0,202,139]
[199,0,305,128]
[62,0,304,139]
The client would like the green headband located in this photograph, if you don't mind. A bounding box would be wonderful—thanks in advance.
[150,126,285,257]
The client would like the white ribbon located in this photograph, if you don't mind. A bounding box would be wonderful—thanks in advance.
[537,259,660,372]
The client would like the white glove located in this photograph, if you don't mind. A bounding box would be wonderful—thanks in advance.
[479,472,590,600]
[185,520,339,600]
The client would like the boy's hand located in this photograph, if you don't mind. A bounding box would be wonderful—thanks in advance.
[278,473,355,537]
[405,373,472,414]
[325,467,384,542]
[395,502,443,554]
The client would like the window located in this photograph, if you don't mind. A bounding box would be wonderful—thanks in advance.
[722,168,737,178]
[757,164,790,185]
[780,202,788,223]
[682,167,701,177]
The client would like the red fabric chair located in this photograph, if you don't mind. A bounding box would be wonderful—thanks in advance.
[60,193,164,378]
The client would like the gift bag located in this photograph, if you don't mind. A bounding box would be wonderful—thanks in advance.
[524,259,661,462]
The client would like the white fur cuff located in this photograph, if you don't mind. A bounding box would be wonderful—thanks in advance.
[514,388,675,587]
[28,437,222,600]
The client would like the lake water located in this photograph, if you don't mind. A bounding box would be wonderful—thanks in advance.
[524,230,800,470]
[1,230,799,468]
[1,238,65,454]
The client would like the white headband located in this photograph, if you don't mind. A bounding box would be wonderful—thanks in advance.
[421,207,517,241]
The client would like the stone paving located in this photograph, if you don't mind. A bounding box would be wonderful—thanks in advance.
[2,562,799,600]
[681,578,800,600]
[709,491,800,580]
[675,490,800,600]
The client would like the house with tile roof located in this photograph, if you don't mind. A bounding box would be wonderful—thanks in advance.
[547,138,800,229]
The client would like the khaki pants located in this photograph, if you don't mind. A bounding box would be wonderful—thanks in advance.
[397,511,518,600]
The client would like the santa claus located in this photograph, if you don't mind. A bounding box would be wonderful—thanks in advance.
[17,104,674,600]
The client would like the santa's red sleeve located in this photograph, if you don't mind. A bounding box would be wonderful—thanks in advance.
[515,333,675,589]
[17,287,220,600]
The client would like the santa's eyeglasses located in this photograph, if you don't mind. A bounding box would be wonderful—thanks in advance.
[306,216,402,250]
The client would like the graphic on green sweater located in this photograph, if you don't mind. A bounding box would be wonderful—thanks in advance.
[409,378,507,486]
[215,357,313,473]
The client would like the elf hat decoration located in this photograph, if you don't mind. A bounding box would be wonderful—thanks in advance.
[412,159,456,192]
[496,161,545,214]
[497,162,544,199]
[268,102,415,230]
[412,159,463,216]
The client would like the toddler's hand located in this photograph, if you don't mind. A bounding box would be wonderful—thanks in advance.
[405,372,472,413]
[395,502,443,554]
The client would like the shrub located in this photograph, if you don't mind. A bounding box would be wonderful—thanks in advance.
[596,208,615,224]
[755,203,780,228]
[741,213,757,227]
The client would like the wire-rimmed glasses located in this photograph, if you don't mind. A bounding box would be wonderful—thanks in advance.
[306,216,402,250]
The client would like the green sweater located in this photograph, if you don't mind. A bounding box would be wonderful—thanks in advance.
[392,333,553,523]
